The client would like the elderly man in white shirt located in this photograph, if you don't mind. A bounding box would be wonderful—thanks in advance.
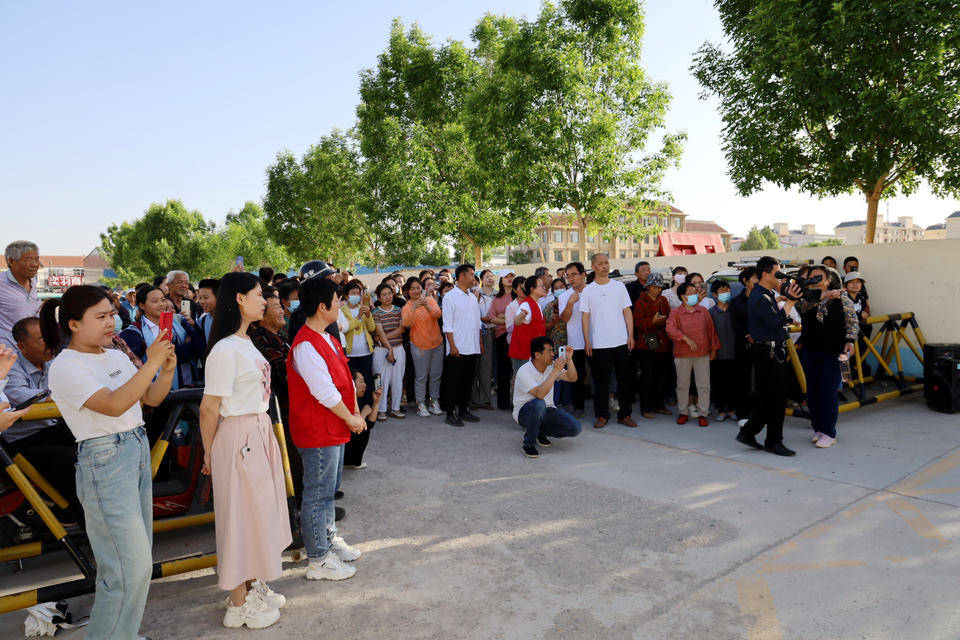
[440,264,483,427]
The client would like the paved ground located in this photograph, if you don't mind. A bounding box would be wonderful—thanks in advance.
[2,394,960,639]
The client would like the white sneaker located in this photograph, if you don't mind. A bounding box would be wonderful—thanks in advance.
[223,589,281,629]
[330,535,362,562]
[343,462,367,470]
[688,405,698,417]
[737,418,749,428]
[306,551,356,581]
[715,414,726,422]
[417,403,431,418]
[812,431,823,443]
[429,400,443,415]
[815,435,837,448]
[252,579,286,609]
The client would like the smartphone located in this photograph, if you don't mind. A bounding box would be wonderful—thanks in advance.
[235,255,244,270]
[180,299,191,318]
[363,292,371,307]
[159,311,174,341]
[373,373,382,392]
[558,345,566,360]
[6,390,50,412]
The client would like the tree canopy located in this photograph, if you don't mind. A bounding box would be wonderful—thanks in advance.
[693,0,960,243]
[739,225,780,251]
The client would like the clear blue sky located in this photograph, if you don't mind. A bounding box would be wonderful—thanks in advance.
[3,0,958,254]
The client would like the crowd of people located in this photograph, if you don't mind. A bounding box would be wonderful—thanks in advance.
[0,239,871,635]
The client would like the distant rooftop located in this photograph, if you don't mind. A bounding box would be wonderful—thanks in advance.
[927,223,946,230]
[949,211,960,219]
[685,220,730,234]
[835,220,866,228]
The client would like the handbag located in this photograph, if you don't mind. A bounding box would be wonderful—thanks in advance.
[643,331,661,350]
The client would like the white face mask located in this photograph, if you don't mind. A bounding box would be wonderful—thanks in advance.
[674,274,686,285]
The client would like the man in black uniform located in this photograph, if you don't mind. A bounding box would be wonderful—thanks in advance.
[736,257,801,456]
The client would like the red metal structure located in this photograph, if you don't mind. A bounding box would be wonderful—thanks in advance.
[656,232,726,256]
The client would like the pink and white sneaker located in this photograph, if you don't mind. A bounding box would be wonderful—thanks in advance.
[812,431,823,443]
[815,435,837,448]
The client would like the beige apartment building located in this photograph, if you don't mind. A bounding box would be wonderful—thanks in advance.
[507,204,729,264]
[833,216,926,244]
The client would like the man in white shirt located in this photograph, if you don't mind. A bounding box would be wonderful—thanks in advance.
[580,253,637,429]
[514,336,581,458]
[440,264,483,427]
[558,261,589,416]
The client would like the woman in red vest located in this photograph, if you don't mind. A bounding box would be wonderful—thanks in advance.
[286,276,367,582]
[508,277,547,372]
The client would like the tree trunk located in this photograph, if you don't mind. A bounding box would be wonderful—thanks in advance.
[864,195,879,244]
[473,242,482,266]
[538,245,546,264]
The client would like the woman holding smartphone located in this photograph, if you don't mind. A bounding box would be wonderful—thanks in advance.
[200,272,291,629]
[42,285,176,640]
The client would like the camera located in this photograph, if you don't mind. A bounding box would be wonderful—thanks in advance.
[775,271,823,302]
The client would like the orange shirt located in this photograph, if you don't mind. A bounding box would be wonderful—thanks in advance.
[400,297,443,350]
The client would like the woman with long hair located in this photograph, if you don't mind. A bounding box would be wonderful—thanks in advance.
[200,272,291,629]
[43,285,176,639]
[489,270,514,410]
[372,282,406,419]
[400,276,444,417]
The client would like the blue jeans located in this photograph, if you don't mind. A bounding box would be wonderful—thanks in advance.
[518,399,582,448]
[299,444,343,558]
[75,426,153,640]
[802,350,842,438]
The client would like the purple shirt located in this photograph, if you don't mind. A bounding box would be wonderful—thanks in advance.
[0,270,41,347]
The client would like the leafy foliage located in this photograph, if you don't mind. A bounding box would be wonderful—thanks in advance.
[802,238,845,248]
[739,225,780,251]
[693,0,960,242]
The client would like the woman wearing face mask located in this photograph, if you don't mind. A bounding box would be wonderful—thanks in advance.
[489,270,515,411]
[120,285,204,390]
[798,266,858,449]
[42,286,176,639]
[708,281,738,421]
[662,267,688,309]
[685,273,714,310]
[666,282,720,427]
[277,279,300,343]
[546,278,571,408]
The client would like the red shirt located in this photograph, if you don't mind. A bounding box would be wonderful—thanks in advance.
[632,293,672,353]
[665,305,720,358]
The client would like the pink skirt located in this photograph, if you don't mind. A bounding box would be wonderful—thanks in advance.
[211,413,292,590]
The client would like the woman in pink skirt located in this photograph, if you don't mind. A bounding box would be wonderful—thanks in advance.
[200,272,291,630]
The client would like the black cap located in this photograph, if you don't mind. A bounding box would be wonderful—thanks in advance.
[300,260,335,280]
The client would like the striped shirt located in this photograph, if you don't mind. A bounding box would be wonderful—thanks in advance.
[373,306,403,346]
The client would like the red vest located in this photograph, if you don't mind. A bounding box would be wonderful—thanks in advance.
[286,325,354,449]
[508,298,546,360]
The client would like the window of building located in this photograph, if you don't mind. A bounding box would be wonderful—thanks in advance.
[619,250,626,259]
[540,230,548,243]
[653,236,659,247]
[570,250,580,262]
[673,217,682,229]
[586,235,595,243]
[553,230,563,243]
[554,250,564,262]
[633,251,639,258]
[569,230,579,243]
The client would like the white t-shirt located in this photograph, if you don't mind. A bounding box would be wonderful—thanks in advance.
[204,335,271,416]
[513,360,555,423]
[516,300,535,325]
[558,289,585,350]
[578,279,631,349]
[505,299,520,343]
[49,348,144,441]
[340,306,372,357]
[663,288,682,309]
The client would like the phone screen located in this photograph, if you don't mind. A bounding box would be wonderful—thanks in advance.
[374,374,382,391]
[8,390,50,412]
[235,255,244,269]
[180,299,191,317]
[159,312,174,341]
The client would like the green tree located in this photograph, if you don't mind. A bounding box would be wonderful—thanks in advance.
[693,0,960,244]
[467,0,685,256]
[802,238,845,248]
[508,249,533,265]
[760,226,780,250]
[422,242,453,267]
[739,225,780,251]
[356,21,529,265]
[213,202,294,277]
[100,199,217,284]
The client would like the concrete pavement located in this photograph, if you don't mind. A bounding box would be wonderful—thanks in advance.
[1,395,959,639]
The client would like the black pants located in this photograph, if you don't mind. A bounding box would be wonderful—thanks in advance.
[441,353,479,414]
[494,334,512,410]
[741,344,787,446]
[344,353,373,467]
[733,348,755,418]
[589,345,632,419]
[403,338,416,405]
[637,349,671,412]
[710,359,737,413]
[4,421,81,519]
[570,348,589,410]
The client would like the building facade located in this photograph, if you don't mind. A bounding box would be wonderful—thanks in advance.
[947,211,960,239]
[925,223,947,240]
[772,223,845,247]
[833,216,926,244]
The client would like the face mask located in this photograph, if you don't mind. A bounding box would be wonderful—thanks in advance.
[288,299,300,313]
[686,294,699,306]
[674,274,686,285]
[348,295,361,306]
[718,292,731,303]
[113,314,123,333]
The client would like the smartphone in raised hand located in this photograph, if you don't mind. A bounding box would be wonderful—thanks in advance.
[159,312,174,341]
[373,373,383,392]
[180,299,191,318]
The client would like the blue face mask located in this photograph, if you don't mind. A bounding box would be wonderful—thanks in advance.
[348,295,361,306]
[288,299,300,313]
[113,314,123,333]
[718,292,731,303]
[686,294,699,306]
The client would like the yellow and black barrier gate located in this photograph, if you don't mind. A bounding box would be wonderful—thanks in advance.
[785,311,926,419]
[0,388,299,615]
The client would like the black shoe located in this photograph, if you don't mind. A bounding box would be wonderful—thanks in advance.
[446,413,464,427]
[334,490,344,500]
[537,434,552,447]
[335,506,345,521]
[522,445,540,458]
[460,410,480,423]
[764,442,796,457]
[735,430,764,450]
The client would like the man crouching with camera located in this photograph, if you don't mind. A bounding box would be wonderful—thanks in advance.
[736,256,802,456]
[796,265,858,449]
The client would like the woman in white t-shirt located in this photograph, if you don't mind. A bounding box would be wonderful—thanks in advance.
[504,276,526,345]
[42,285,176,640]
[199,272,291,630]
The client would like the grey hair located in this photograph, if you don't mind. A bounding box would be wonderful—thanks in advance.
[5,241,39,262]
[166,270,189,283]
